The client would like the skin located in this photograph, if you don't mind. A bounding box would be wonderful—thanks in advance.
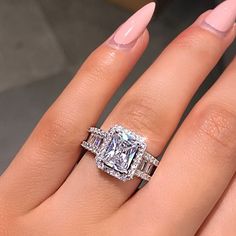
[0,11,235,236]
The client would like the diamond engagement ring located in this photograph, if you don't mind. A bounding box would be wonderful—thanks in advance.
[81,125,159,181]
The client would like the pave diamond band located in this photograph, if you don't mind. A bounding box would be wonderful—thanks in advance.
[81,125,159,181]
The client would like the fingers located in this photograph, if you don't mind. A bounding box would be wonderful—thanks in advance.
[197,174,236,236]
[116,57,236,236]
[53,5,236,222]
[196,59,236,236]
[0,3,153,213]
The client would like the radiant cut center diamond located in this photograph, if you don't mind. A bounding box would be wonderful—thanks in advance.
[103,130,139,173]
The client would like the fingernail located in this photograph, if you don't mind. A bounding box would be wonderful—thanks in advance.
[204,0,236,33]
[107,2,155,49]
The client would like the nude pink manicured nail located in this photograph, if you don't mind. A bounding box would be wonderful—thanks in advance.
[107,2,155,49]
[204,0,236,33]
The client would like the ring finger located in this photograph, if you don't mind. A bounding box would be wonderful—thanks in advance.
[51,1,236,222]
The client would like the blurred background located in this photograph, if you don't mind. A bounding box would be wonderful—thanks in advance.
[0,0,235,173]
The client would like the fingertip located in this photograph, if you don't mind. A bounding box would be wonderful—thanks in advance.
[193,9,236,40]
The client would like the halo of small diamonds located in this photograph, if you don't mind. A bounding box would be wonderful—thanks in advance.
[81,125,159,182]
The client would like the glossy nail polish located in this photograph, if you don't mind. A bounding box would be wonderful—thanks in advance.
[204,0,236,33]
[107,2,155,49]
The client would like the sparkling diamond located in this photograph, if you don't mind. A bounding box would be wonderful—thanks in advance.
[96,125,146,181]
[103,131,139,173]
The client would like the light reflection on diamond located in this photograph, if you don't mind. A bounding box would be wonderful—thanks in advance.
[95,125,146,181]
[103,130,139,174]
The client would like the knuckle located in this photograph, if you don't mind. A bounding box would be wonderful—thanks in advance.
[83,61,107,82]
[116,98,156,131]
[190,104,236,153]
[81,49,117,82]
[35,110,83,151]
[112,96,166,148]
[174,27,220,59]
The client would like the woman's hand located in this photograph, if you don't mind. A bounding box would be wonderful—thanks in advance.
[0,2,236,235]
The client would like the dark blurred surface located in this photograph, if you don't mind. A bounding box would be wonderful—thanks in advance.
[0,0,235,173]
